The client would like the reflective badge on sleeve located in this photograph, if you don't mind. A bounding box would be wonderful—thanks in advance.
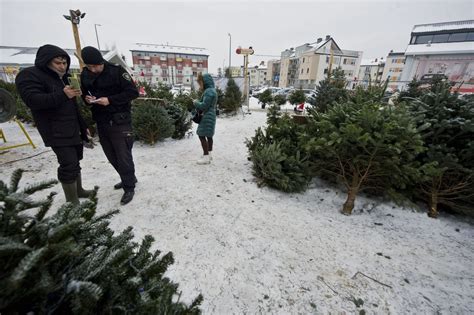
[122,73,132,81]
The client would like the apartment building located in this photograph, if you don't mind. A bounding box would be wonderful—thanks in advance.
[278,36,362,89]
[248,62,267,87]
[266,59,281,87]
[381,51,406,91]
[400,20,474,93]
[357,58,385,87]
[131,43,209,88]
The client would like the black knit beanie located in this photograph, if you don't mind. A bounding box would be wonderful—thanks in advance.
[81,46,104,65]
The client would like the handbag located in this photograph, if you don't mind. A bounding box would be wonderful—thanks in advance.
[192,110,203,124]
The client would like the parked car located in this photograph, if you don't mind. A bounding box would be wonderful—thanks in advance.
[301,89,317,104]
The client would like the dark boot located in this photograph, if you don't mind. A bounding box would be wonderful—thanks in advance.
[120,191,135,205]
[77,173,94,198]
[114,178,138,190]
[61,181,79,205]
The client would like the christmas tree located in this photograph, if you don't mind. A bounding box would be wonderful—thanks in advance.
[0,169,203,314]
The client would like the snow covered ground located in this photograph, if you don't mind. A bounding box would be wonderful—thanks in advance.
[1,98,473,314]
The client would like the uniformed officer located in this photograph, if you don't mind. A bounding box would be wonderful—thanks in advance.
[80,46,139,205]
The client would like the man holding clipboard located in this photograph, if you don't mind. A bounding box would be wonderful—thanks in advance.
[80,46,139,205]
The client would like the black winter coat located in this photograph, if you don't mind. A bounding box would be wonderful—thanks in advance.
[15,44,88,147]
[80,62,138,124]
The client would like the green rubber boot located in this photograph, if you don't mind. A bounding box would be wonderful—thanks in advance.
[61,181,79,204]
[76,173,94,198]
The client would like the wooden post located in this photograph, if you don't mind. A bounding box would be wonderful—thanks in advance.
[71,22,84,70]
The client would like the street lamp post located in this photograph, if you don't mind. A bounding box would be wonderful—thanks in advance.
[94,24,102,51]
[228,33,231,77]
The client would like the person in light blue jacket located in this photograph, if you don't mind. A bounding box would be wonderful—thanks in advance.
[193,73,217,164]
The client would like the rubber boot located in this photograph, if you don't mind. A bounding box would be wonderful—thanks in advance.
[61,181,79,204]
[76,173,94,198]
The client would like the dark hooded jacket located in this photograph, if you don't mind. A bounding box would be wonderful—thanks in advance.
[15,44,88,147]
[80,62,139,124]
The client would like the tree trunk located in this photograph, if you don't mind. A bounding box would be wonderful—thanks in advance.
[342,188,357,215]
[342,173,359,215]
[428,189,439,218]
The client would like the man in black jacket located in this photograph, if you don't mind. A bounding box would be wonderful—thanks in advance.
[15,44,93,204]
[80,46,139,205]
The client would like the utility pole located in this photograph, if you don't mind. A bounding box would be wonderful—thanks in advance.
[63,9,86,70]
[236,46,254,113]
[228,33,232,77]
[94,23,102,51]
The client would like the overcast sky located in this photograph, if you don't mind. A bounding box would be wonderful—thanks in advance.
[1,0,473,73]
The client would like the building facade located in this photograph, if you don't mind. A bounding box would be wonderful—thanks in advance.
[357,58,386,87]
[278,36,362,89]
[248,62,267,87]
[266,59,280,87]
[381,51,406,91]
[400,20,474,93]
[131,43,209,88]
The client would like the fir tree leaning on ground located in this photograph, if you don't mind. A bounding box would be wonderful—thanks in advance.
[0,169,203,314]
[405,79,474,218]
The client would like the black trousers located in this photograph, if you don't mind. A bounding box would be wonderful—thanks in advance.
[97,122,136,192]
[51,145,83,183]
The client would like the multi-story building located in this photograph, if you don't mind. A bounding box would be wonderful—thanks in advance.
[130,43,209,88]
[381,51,406,91]
[357,58,385,87]
[248,62,267,87]
[278,36,362,89]
[400,20,474,93]
[229,66,243,77]
[266,59,281,87]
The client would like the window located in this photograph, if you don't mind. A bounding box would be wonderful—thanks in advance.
[432,34,450,43]
[177,70,182,74]
[343,58,347,64]
[415,35,433,44]
[324,68,328,74]
[326,56,330,63]
[448,32,468,42]
[303,58,305,63]
[306,68,309,74]
[301,69,304,74]
[467,32,474,41]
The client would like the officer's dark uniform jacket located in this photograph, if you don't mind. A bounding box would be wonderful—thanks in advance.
[80,62,138,124]
[15,45,88,147]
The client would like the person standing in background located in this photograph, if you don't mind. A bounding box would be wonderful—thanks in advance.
[193,73,217,165]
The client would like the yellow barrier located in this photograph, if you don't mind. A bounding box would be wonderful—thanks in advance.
[0,119,36,150]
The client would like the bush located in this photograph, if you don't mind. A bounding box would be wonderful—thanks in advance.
[0,79,33,123]
[258,89,273,109]
[406,80,474,217]
[166,103,192,139]
[248,137,310,193]
[221,78,242,114]
[0,169,203,314]
[312,67,348,112]
[303,100,425,215]
[273,94,287,107]
[288,89,306,105]
[132,100,174,144]
[247,112,310,192]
